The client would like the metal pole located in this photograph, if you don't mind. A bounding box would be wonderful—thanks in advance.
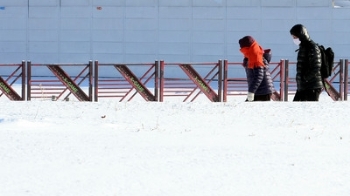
[159,60,164,102]
[339,59,344,101]
[89,60,93,102]
[21,60,26,101]
[279,59,284,101]
[284,59,289,102]
[223,59,228,102]
[155,60,159,102]
[27,61,31,101]
[94,60,98,102]
[345,59,349,101]
[218,59,223,102]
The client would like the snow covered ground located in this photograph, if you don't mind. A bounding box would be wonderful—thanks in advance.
[1,91,350,196]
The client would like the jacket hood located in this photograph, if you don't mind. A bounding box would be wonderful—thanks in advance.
[239,36,255,48]
[290,24,310,42]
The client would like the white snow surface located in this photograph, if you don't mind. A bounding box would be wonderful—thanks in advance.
[1,93,350,196]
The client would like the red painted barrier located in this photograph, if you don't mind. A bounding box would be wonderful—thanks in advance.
[159,60,222,102]
[94,61,158,102]
[0,59,347,102]
[27,61,93,101]
[0,61,25,100]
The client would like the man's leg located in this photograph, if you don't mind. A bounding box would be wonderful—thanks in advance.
[306,88,322,101]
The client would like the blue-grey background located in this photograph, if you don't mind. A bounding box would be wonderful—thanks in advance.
[0,0,349,65]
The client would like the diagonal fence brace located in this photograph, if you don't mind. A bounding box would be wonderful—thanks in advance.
[114,65,156,101]
[179,64,219,102]
[0,76,22,100]
[47,65,90,101]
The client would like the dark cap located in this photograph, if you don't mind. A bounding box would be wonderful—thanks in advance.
[239,36,255,48]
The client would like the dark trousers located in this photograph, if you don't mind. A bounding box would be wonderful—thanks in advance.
[254,94,271,101]
[245,94,271,102]
[293,88,322,101]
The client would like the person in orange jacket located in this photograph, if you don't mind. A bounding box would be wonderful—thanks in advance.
[239,35,275,101]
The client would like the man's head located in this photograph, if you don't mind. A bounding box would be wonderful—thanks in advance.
[290,24,310,42]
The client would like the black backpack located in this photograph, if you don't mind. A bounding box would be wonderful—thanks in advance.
[263,49,272,64]
[318,44,334,79]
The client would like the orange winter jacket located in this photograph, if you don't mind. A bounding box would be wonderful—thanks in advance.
[239,41,265,69]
